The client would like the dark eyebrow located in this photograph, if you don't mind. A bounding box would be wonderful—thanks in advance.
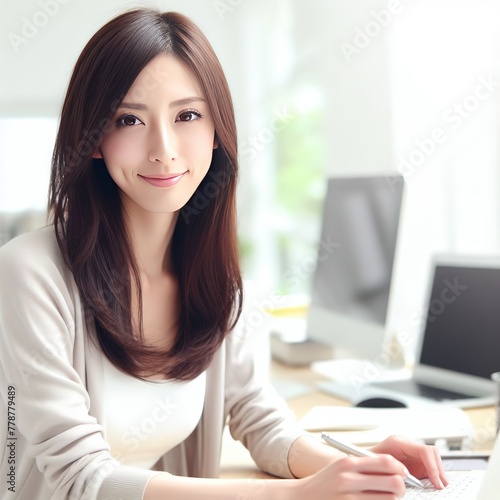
[118,102,148,111]
[118,97,205,111]
[169,97,206,108]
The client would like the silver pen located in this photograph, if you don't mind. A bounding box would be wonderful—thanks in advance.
[321,432,425,489]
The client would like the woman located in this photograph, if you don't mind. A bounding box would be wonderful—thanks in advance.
[0,8,448,499]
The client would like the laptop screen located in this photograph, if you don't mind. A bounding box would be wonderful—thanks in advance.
[419,264,500,379]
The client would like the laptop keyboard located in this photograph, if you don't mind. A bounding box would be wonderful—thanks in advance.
[404,471,484,498]
[372,380,475,401]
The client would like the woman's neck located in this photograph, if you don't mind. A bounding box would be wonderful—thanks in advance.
[123,204,179,280]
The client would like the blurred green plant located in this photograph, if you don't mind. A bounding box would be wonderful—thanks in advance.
[274,108,326,294]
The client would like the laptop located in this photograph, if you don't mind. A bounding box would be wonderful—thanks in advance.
[319,255,500,408]
[366,255,500,408]
[404,432,500,499]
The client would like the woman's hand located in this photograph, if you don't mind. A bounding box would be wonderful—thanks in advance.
[369,435,449,490]
[297,454,409,499]
[288,433,448,498]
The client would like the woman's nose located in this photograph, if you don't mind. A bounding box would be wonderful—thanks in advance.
[148,125,178,164]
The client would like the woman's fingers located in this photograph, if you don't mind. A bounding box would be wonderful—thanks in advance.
[433,444,449,488]
[301,454,409,500]
[336,455,407,496]
[370,435,449,489]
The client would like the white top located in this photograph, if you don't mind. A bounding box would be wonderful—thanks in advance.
[102,356,206,469]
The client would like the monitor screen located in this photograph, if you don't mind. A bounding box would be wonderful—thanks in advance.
[307,175,404,359]
[419,264,500,379]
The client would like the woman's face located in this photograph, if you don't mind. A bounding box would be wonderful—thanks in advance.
[96,54,217,216]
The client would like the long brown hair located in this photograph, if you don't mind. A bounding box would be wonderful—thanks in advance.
[48,9,243,380]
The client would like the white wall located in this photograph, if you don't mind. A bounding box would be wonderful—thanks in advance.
[387,0,500,358]
[313,0,396,177]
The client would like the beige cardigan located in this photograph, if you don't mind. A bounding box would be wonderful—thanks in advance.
[0,227,307,500]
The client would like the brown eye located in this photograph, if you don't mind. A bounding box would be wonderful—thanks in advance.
[176,110,202,123]
[116,115,143,127]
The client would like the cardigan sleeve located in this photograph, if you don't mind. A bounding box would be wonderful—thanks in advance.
[224,310,309,479]
[0,231,164,500]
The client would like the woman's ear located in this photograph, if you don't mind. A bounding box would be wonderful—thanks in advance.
[213,135,219,150]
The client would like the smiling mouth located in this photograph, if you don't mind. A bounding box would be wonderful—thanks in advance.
[139,173,186,188]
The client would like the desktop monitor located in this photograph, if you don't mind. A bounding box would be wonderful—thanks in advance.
[306,175,404,360]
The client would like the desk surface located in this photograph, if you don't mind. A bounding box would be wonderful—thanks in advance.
[220,360,497,478]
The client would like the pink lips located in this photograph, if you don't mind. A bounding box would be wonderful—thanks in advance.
[139,173,185,188]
